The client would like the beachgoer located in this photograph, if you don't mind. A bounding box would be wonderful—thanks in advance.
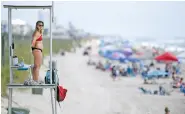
[177,77,184,87]
[165,107,170,114]
[150,61,154,67]
[180,77,183,83]
[120,68,127,76]
[31,21,44,82]
[176,62,181,74]
[127,66,132,76]
[172,72,176,81]
[144,79,149,84]
[159,86,166,95]
[112,66,118,80]
[173,77,183,88]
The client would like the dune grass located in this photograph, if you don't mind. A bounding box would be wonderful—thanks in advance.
[1,38,74,96]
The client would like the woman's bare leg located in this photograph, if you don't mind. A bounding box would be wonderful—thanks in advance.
[32,50,42,81]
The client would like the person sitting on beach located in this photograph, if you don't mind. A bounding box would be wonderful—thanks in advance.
[144,78,149,84]
[104,60,111,70]
[180,83,185,96]
[96,61,103,69]
[159,86,167,95]
[120,68,127,76]
[143,78,156,84]
[172,77,184,88]
[178,78,184,87]
[150,61,154,67]
[132,62,138,74]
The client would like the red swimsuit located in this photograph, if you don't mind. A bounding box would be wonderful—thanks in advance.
[32,35,43,52]
[36,35,42,41]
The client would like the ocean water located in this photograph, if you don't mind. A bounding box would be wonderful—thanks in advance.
[100,37,185,52]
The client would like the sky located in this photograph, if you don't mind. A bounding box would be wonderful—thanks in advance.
[1,1,185,38]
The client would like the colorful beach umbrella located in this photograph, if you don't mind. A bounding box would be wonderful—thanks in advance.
[155,52,178,62]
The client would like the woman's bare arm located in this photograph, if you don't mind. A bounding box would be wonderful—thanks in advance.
[31,32,39,47]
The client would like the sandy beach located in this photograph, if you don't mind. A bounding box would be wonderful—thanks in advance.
[1,48,185,114]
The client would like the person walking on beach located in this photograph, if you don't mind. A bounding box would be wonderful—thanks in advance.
[31,21,44,83]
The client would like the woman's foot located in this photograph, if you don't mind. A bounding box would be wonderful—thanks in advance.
[24,78,38,85]
[24,78,44,85]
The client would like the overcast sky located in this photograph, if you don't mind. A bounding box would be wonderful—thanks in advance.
[1,1,185,38]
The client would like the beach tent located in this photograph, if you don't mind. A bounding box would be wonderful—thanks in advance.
[155,52,178,62]
[146,70,168,79]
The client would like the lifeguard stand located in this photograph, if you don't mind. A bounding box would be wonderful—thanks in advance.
[3,4,58,114]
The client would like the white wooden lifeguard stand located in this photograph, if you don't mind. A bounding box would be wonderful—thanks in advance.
[3,4,58,114]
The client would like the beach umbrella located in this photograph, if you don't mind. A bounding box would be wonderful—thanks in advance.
[101,45,117,51]
[122,48,133,56]
[123,48,132,52]
[106,51,126,60]
[155,52,178,62]
[126,57,140,62]
[119,58,127,63]
[119,57,140,63]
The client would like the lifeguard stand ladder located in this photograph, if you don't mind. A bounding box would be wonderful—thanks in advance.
[3,4,58,114]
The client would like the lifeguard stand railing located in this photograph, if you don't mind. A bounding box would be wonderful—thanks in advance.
[3,4,58,114]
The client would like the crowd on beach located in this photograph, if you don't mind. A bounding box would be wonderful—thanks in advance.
[85,40,185,97]
[89,58,185,96]
[83,39,185,114]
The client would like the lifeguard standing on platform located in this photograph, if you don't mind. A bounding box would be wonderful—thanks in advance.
[31,21,44,83]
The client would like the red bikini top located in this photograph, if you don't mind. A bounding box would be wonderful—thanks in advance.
[36,35,42,41]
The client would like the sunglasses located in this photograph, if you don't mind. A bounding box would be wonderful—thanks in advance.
[38,24,44,27]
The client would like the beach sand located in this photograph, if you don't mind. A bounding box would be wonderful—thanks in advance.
[1,48,185,114]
